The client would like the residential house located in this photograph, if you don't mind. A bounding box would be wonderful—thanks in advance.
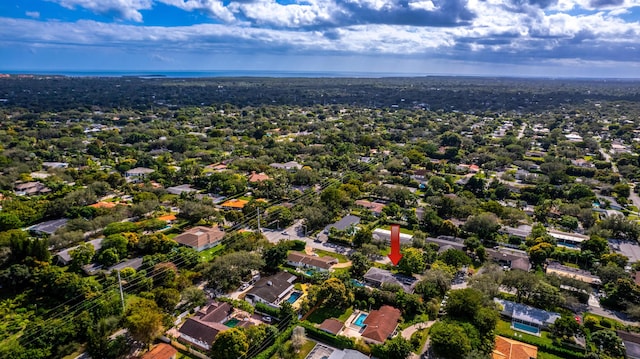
[15,181,50,196]
[492,336,538,359]
[270,161,303,171]
[89,201,117,209]
[372,228,413,244]
[141,343,177,359]
[565,133,583,142]
[546,262,601,285]
[424,236,466,252]
[500,225,532,241]
[319,319,344,335]
[178,301,234,351]
[245,272,296,308]
[571,159,594,168]
[248,171,270,183]
[166,184,198,195]
[41,162,69,169]
[548,229,588,249]
[486,248,531,271]
[616,331,640,359]
[29,218,69,236]
[363,267,416,293]
[324,215,361,235]
[157,214,177,224]
[173,226,225,252]
[286,252,338,272]
[361,305,402,344]
[56,237,104,265]
[220,198,249,210]
[495,298,560,336]
[125,167,155,183]
[355,200,386,216]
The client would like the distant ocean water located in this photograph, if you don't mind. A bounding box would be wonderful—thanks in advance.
[1,70,427,78]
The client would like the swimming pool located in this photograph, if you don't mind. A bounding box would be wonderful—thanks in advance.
[513,321,539,335]
[350,279,365,287]
[286,291,302,304]
[225,318,240,328]
[354,313,368,327]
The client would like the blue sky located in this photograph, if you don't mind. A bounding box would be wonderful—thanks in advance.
[1,0,640,77]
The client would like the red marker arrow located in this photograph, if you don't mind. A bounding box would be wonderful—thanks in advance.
[388,224,403,266]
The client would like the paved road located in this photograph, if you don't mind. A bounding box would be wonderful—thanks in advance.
[599,143,640,211]
[517,123,527,140]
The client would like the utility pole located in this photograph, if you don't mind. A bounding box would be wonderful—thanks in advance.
[257,208,261,232]
[117,269,125,311]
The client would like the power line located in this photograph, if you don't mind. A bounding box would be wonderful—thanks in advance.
[13,160,374,350]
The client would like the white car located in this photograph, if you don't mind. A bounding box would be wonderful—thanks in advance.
[262,316,272,323]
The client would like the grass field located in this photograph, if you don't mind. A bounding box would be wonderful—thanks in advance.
[306,306,353,324]
[199,244,226,262]
[314,249,349,263]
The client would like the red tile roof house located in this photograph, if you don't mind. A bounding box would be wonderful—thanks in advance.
[140,343,178,359]
[248,171,270,183]
[360,305,402,344]
[286,251,338,272]
[173,226,225,252]
[177,301,234,351]
[354,200,386,216]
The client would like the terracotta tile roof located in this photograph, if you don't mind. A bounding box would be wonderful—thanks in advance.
[492,336,538,359]
[319,318,344,335]
[157,214,177,221]
[141,343,177,359]
[221,198,249,208]
[248,171,270,182]
[89,201,117,209]
[173,226,225,250]
[355,200,386,214]
[361,305,401,343]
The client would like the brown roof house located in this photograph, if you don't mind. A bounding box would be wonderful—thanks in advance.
[15,181,50,196]
[245,272,296,308]
[355,200,386,216]
[141,343,178,359]
[178,301,234,351]
[319,318,344,335]
[492,336,538,359]
[360,305,402,344]
[248,171,270,183]
[173,226,225,252]
[286,252,338,272]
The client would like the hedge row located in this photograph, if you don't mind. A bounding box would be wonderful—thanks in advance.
[299,322,356,349]
[253,326,294,359]
[255,302,280,318]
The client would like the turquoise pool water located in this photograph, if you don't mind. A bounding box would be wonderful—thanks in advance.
[354,313,368,327]
[286,291,302,304]
[513,321,539,334]
[225,318,240,327]
[350,279,365,287]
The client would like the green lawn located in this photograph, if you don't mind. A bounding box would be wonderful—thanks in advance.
[306,306,353,324]
[314,249,349,263]
[199,244,227,262]
[495,319,555,347]
[269,339,317,359]
[537,352,566,359]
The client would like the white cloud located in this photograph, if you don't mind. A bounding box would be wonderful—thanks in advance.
[156,0,236,22]
[49,0,153,22]
[26,11,41,19]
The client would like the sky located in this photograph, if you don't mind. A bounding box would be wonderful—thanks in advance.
[1,0,640,77]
